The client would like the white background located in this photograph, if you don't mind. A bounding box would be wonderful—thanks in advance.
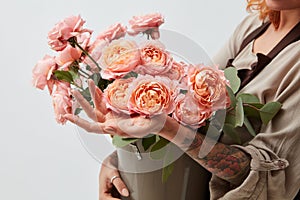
[0,0,247,199]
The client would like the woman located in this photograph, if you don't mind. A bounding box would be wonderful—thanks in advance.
[65,0,300,199]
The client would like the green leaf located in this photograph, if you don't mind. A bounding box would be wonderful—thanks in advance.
[226,85,237,108]
[243,104,261,118]
[91,73,101,85]
[112,135,138,148]
[150,137,170,160]
[206,124,223,140]
[80,88,92,102]
[222,123,242,144]
[123,71,138,79]
[180,89,188,95]
[74,108,82,115]
[142,134,157,151]
[225,112,236,126]
[162,151,174,183]
[86,65,91,71]
[235,97,244,127]
[236,93,260,103]
[224,67,241,94]
[243,116,256,137]
[98,78,113,91]
[69,70,79,80]
[259,102,282,125]
[54,70,74,83]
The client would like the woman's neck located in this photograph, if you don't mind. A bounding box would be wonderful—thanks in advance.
[277,8,300,31]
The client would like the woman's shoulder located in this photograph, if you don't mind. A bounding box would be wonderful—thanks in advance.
[233,12,263,43]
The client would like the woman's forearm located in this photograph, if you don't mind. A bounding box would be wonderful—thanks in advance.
[159,117,250,185]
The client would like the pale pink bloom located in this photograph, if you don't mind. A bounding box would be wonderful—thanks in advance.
[76,31,92,50]
[188,65,230,111]
[127,13,164,39]
[128,75,177,116]
[84,39,109,72]
[173,93,212,128]
[163,61,186,80]
[32,55,57,91]
[99,39,140,79]
[104,78,134,114]
[48,15,92,51]
[55,45,82,70]
[97,23,127,42]
[135,40,172,76]
[52,81,72,124]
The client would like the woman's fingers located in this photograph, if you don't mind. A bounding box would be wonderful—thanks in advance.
[111,176,129,197]
[88,79,108,115]
[64,114,105,134]
[116,114,167,137]
[72,90,97,121]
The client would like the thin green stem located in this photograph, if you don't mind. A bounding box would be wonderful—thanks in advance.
[71,82,83,90]
[76,43,100,70]
[78,68,90,78]
[243,103,260,111]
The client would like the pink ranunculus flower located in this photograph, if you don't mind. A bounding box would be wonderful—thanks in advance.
[188,65,230,111]
[99,39,140,80]
[104,78,134,114]
[173,93,212,128]
[128,75,177,116]
[127,13,164,39]
[134,40,172,76]
[84,39,109,72]
[48,15,92,51]
[52,81,72,124]
[97,23,127,42]
[32,55,57,91]
[55,45,82,70]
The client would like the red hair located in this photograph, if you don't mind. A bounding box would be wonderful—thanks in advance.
[247,0,280,29]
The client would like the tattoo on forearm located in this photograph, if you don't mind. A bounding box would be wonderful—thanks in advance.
[181,134,250,185]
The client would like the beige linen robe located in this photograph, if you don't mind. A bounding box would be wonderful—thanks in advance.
[211,13,300,200]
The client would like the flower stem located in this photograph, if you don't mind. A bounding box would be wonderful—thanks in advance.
[68,37,101,71]
[78,68,90,78]
[243,103,261,111]
[72,82,83,90]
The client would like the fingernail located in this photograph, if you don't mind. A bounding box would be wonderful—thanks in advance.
[122,188,129,197]
[103,127,116,134]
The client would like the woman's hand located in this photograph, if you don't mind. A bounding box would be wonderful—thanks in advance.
[99,152,129,200]
[64,80,167,138]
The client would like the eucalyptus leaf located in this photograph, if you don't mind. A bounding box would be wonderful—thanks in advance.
[74,108,82,115]
[69,70,79,80]
[112,135,138,148]
[98,78,113,91]
[162,151,174,183]
[222,123,242,144]
[243,116,256,137]
[123,71,138,79]
[91,73,101,85]
[150,137,169,160]
[226,85,237,108]
[54,70,74,83]
[142,134,157,151]
[86,65,91,71]
[224,67,241,94]
[247,103,264,109]
[80,88,92,102]
[236,93,260,103]
[235,97,244,127]
[259,102,282,125]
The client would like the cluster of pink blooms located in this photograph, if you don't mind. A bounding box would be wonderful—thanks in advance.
[32,13,230,128]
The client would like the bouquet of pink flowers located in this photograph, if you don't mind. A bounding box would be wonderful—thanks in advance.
[32,13,231,128]
[32,13,282,169]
